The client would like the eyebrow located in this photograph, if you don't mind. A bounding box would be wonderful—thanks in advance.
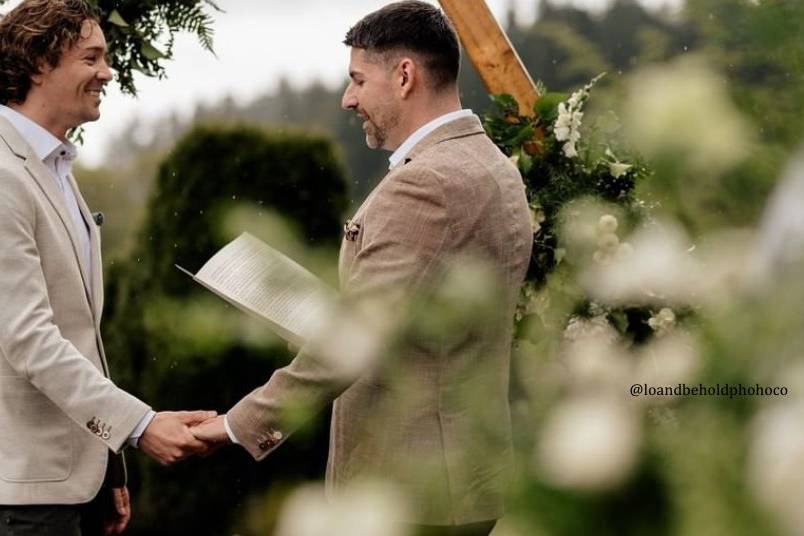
[81,45,107,54]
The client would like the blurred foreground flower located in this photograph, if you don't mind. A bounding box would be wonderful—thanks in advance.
[536,395,641,492]
[748,401,804,535]
[623,56,751,174]
[635,331,701,397]
[275,481,411,536]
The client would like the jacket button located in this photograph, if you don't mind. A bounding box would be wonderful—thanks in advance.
[102,431,111,440]
[271,430,283,441]
[258,441,269,450]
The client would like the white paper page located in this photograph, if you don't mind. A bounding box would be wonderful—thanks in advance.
[194,232,336,346]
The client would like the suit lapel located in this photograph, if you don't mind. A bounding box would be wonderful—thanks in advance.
[68,172,103,317]
[338,115,486,288]
[404,115,486,163]
[0,118,95,312]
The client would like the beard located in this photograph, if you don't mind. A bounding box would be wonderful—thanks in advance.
[363,118,386,150]
[359,105,399,150]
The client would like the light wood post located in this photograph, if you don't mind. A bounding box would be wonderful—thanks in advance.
[438,0,539,116]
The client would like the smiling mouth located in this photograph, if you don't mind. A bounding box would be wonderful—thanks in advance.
[86,89,103,97]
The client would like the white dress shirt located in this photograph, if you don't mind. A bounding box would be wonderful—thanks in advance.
[0,105,155,447]
[388,109,474,170]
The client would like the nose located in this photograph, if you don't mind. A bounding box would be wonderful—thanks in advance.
[97,57,113,83]
[341,83,357,111]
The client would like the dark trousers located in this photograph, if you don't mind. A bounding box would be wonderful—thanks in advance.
[0,487,108,536]
[412,520,497,536]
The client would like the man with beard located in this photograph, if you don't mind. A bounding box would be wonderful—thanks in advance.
[0,1,214,534]
[193,2,532,534]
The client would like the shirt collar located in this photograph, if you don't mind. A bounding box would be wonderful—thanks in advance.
[0,104,77,163]
[389,109,473,170]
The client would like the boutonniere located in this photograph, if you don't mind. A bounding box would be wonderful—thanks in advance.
[343,219,361,242]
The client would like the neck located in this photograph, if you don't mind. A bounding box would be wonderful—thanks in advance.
[10,97,69,141]
[389,90,462,151]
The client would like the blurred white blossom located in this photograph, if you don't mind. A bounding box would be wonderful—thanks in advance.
[623,56,751,173]
[748,402,804,535]
[275,481,410,536]
[635,331,701,393]
[648,307,676,336]
[583,222,699,306]
[597,214,619,235]
[536,396,641,491]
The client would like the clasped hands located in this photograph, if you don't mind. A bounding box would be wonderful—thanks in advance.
[138,411,230,465]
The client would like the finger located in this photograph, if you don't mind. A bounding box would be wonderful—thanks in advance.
[113,488,126,515]
[176,410,218,425]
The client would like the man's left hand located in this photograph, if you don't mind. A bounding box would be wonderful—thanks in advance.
[104,487,131,535]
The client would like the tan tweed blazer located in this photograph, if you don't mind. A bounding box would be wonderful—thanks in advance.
[228,115,532,524]
[0,117,150,505]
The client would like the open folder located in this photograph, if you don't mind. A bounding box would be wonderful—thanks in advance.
[176,232,337,348]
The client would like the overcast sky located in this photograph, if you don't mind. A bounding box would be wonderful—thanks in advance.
[1,0,682,165]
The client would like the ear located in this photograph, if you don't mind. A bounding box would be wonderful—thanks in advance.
[396,57,417,99]
[30,61,52,87]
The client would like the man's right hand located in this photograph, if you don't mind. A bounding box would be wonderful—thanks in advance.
[138,410,217,465]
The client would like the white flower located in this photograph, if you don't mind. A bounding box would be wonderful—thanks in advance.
[562,141,578,158]
[748,401,804,535]
[636,331,700,393]
[597,214,619,234]
[615,242,634,260]
[597,232,620,253]
[648,307,676,335]
[583,222,699,306]
[275,481,411,536]
[536,396,640,491]
[553,76,603,160]
[623,57,750,174]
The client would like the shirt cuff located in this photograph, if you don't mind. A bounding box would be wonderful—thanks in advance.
[223,414,240,444]
[127,410,156,449]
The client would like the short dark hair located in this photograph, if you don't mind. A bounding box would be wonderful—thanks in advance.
[344,1,460,91]
[0,0,99,105]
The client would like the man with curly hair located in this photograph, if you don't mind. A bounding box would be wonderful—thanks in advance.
[0,1,215,534]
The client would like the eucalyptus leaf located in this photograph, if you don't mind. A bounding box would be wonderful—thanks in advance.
[107,9,129,28]
[141,41,168,60]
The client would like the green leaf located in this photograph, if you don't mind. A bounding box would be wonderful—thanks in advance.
[610,310,629,334]
[534,92,567,124]
[519,150,533,174]
[141,41,167,61]
[107,10,129,28]
[489,93,519,115]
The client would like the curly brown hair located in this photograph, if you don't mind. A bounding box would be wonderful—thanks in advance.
[0,0,99,105]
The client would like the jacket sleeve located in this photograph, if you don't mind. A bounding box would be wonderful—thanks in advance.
[0,171,151,453]
[227,166,450,460]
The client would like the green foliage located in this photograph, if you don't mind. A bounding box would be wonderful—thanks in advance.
[102,124,348,535]
[0,0,220,96]
[483,80,650,290]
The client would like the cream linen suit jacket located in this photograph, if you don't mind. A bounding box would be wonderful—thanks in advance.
[0,117,150,505]
[227,115,532,525]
